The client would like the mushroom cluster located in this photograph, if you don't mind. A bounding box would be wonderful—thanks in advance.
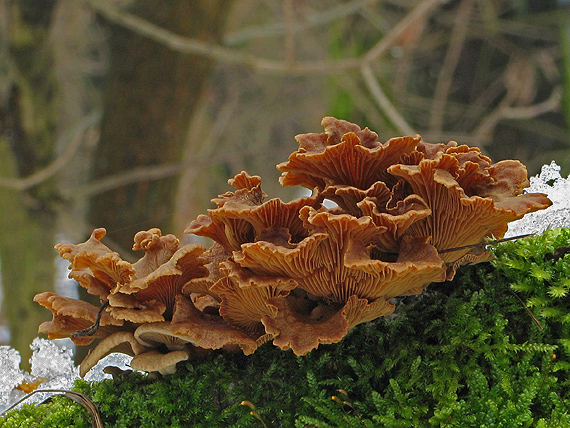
[34,117,551,374]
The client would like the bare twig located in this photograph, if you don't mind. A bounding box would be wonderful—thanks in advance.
[86,0,360,75]
[71,301,110,338]
[361,65,415,135]
[283,0,296,68]
[429,0,476,132]
[473,87,562,145]
[438,233,534,253]
[362,0,447,66]
[87,0,446,76]
[224,0,382,45]
[65,163,184,200]
[0,112,101,191]
[501,87,563,120]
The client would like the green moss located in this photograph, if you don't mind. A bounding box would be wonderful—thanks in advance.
[2,228,569,427]
[0,395,91,428]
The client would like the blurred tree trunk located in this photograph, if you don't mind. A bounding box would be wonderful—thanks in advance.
[89,0,231,252]
[0,1,59,368]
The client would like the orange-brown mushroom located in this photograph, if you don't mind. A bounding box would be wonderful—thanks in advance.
[388,152,551,273]
[55,228,135,299]
[131,228,180,279]
[79,331,150,377]
[34,292,124,346]
[110,243,208,322]
[260,293,394,355]
[186,171,322,252]
[235,207,446,303]
[32,116,555,371]
[209,260,297,336]
[134,322,194,350]
[277,117,420,195]
[130,349,192,376]
[170,295,261,355]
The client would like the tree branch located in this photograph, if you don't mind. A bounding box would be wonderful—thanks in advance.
[0,112,101,191]
[86,0,445,75]
[361,65,415,135]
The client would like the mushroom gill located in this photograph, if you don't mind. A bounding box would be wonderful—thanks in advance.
[388,151,551,275]
[34,292,124,346]
[235,206,446,303]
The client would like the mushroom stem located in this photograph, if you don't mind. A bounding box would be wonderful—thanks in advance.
[71,301,110,338]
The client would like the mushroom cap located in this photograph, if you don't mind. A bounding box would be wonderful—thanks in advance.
[131,228,180,279]
[342,295,395,330]
[185,172,322,252]
[344,235,447,299]
[277,117,420,190]
[261,294,394,356]
[235,207,445,302]
[170,295,260,355]
[319,181,392,217]
[56,228,135,298]
[107,294,167,323]
[130,349,192,375]
[260,297,346,356]
[182,242,228,299]
[34,292,123,345]
[185,172,266,252]
[388,153,551,264]
[111,243,208,321]
[134,322,193,350]
[209,261,297,335]
[357,194,431,253]
[79,331,149,377]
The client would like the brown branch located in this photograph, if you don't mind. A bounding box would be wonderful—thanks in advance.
[361,65,415,135]
[429,0,476,132]
[86,0,360,75]
[362,0,447,65]
[87,0,445,75]
[0,112,101,191]
[473,86,562,145]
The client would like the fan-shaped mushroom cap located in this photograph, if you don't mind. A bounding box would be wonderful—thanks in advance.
[110,244,207,322]
[182,242,228,299]
[170,295,260,355]
[134,322,193,350]
[261,294,393,356]
[388,153,551,265]
[107,293,167,324]
[34,292,123,345]
[131,228,180,279]
[320,181,392,217]
[185,172,266,252]
[357,194,431,253]
[342,295,395,330]
[79,331,150,377]
[261,296,346,356]
[130,349,192,375]
[186,172,322,252]
[209,261,297,336]
[277,117,420,191]
[55,228,135,298]
[235,207,446,303]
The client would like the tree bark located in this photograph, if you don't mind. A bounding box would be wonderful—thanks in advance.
[0,0,59,367]
[89,0,231,252]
